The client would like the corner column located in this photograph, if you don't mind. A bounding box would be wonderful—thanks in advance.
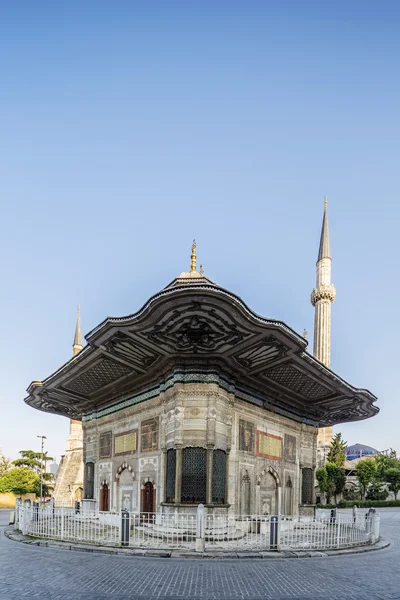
[206,446,213,505]
[225,450,230,505]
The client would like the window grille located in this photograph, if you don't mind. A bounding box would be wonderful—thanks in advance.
[212,449,226,504]
[166,449,176,503]
[181,447,206,504]
[301,467,313,504]
[84,462,94,499]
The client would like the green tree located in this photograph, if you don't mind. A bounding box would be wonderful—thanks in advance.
[316,463,346,503]
[13,450,53,473]
[12,450,54,489]
[316,467,328,496]
[0,467,39,495]
[386,468,400,500]
[375,450,400,481]
[356,459,377,500]
[326,433,347,467]
[326,463,346,503]
[0,455,12,478]
[366,480,389,501]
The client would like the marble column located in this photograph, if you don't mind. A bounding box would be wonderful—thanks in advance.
[206,447,213,505]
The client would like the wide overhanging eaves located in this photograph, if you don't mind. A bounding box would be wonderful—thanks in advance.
[24,284,378,426]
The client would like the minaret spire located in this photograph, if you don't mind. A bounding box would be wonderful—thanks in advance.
[190,240,197,273]
[72,305,83,356]
[311,197,336,368]
[318,196,331,261]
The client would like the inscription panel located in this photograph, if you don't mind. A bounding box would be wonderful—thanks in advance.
[114,430,137,456]
[257,431,283,461]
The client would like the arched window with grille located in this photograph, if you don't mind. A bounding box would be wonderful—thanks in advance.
[212,449,226,504]
[165,449,176,503]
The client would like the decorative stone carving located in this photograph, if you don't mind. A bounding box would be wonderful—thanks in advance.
[311,284,336,305]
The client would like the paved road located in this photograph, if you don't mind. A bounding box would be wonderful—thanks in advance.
[1,508,400,600]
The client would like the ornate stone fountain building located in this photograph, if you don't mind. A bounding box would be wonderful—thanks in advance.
[25,227,378,517]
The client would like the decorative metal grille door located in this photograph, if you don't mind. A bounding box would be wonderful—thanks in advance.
[85,462,95,499]
[182,447,207,503]
[301,467,313,504]
[212,450,226,504]
[166,449,176,502]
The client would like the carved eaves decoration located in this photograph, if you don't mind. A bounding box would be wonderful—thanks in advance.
[24,283,378,426]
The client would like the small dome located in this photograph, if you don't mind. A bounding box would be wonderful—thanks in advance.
[346,443,379,461]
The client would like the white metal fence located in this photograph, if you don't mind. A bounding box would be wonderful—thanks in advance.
[14,503,380,553]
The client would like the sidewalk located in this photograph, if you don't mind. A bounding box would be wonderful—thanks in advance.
[3,527,390,559]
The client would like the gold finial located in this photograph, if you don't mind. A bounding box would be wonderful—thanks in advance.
[199,264,204,276]
[190,239,197,272]
[302,328,308,340]
[324,196,328,211]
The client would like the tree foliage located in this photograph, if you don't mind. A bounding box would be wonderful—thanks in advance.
[386,468,400,500]
[326,433,347,468]
[316,468,328,494]
[0,467,39,495]
[375,450,400,481]
[0,456,12,478]
[12,450,54,484]
[316,463,346,503]
[356,459,377,499]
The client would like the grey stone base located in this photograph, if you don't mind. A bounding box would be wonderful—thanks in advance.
[3,527,390,559]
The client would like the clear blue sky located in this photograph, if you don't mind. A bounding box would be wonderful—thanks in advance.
[1,1,398,461]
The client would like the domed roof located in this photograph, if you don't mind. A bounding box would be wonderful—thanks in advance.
[346,443,379,461]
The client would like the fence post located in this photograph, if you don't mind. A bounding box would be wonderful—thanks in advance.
[33,501,39,522]
[276,515,281,551]
[60,508,65,541]
[196,504,205,552]
[270,515,279,550]
[15,498,22,530]
[121,510,130,547]
[336,518,341,548]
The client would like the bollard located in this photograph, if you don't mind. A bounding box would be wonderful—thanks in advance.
[15,498,22,530]
[121,510,130,546]
[270,515,279,550]
[196,504,206,552]
[352,504,358,524]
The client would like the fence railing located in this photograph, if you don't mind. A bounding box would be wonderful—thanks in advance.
[14,503,380,553]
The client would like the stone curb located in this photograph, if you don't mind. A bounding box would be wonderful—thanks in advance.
[3,528,390,559]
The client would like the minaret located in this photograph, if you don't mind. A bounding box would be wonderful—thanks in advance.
[311,198,336,461]
[53,307,84,505]
[311,197,336,367]
[73,305,83,357]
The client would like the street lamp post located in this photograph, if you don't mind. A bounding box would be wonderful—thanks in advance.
[37,435,47,503]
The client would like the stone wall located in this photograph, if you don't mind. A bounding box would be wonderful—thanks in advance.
[82,376,318,515]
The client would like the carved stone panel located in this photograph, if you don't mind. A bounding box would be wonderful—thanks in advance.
[140,418,159,452]
[284,434,296,463]
[239,420,254,454]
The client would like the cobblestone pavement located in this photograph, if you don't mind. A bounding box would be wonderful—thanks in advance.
[1,508,400,600]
